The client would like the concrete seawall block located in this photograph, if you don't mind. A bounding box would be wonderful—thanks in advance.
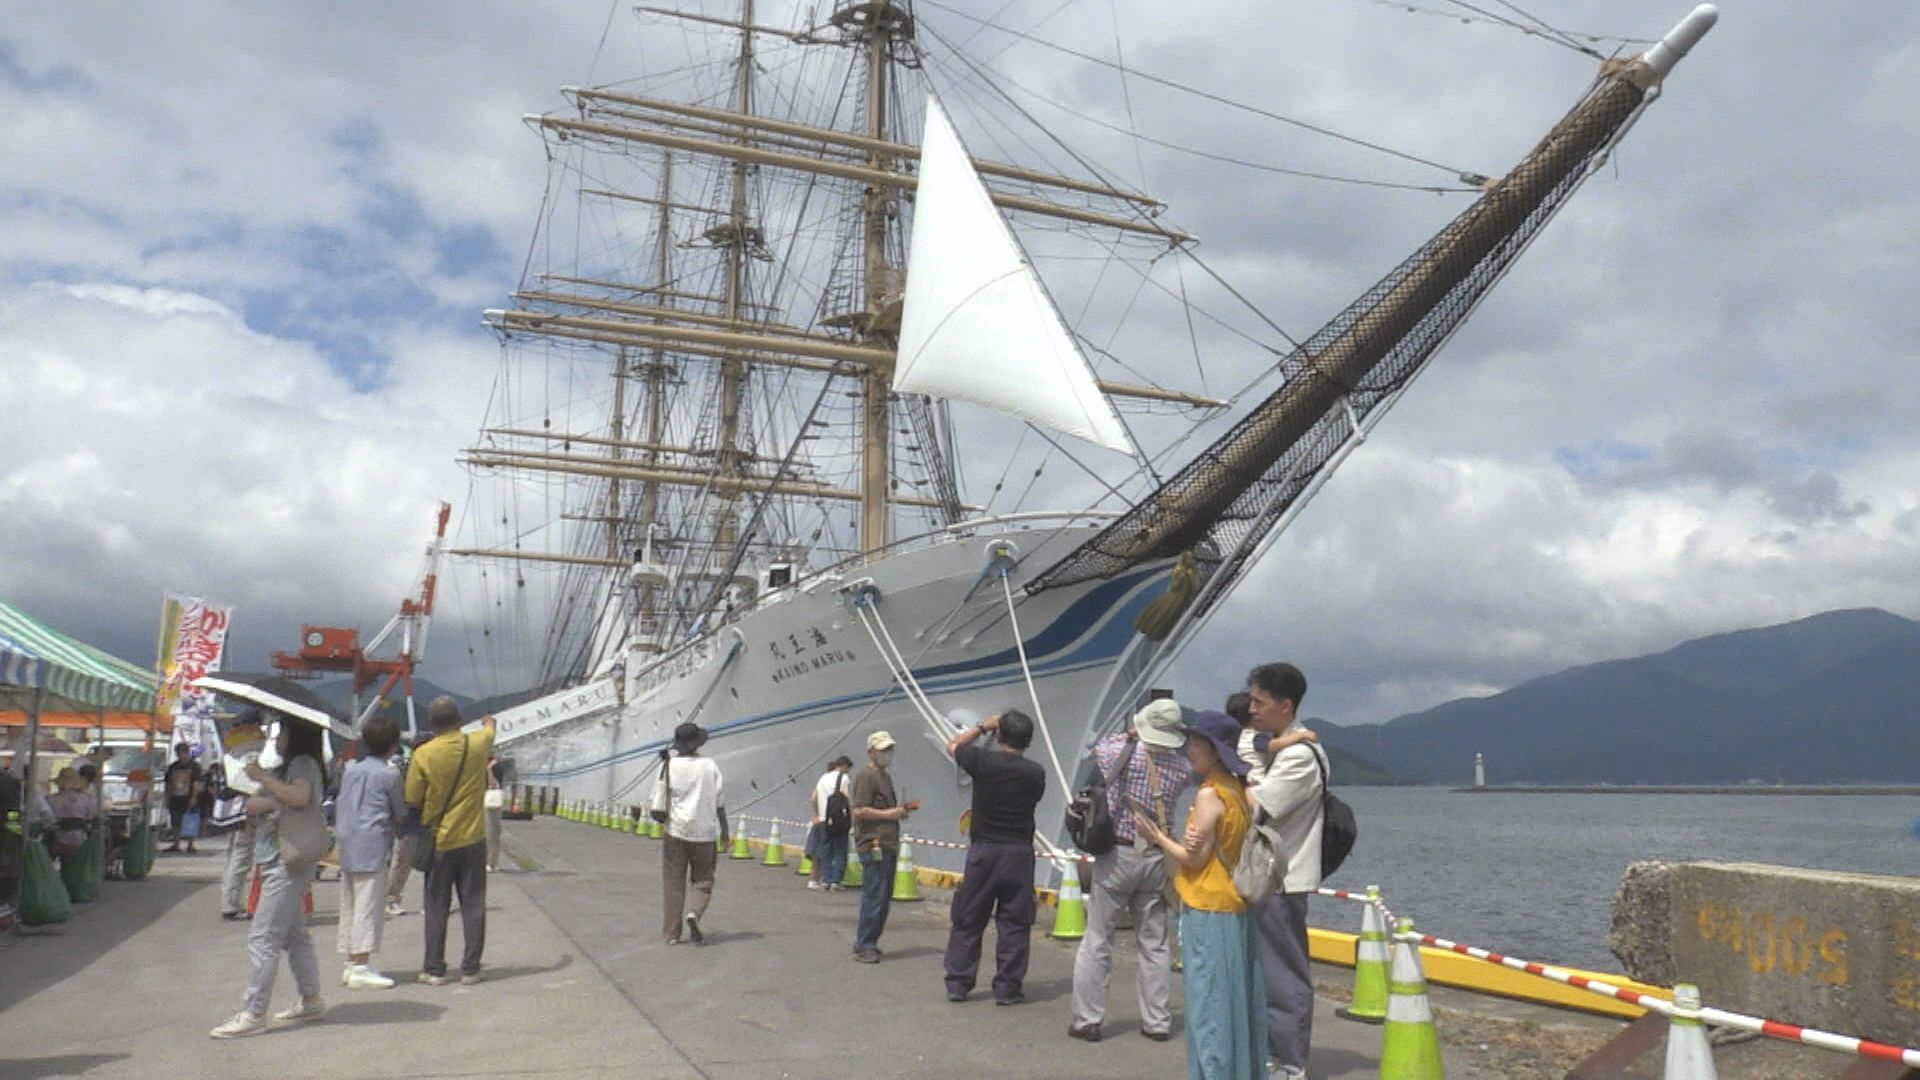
[1612,859,1920,1045]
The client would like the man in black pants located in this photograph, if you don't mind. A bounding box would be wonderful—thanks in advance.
[404,699,497,985]
[941,710,1046,1005]
[163,743,203,854]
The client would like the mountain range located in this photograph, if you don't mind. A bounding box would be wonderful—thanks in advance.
[312,607,1920,785]
[1315,608,1920,785]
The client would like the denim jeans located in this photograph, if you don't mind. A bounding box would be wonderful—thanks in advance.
[819,832,849,887]
[245,859,320,1016]
[854,848,897,953]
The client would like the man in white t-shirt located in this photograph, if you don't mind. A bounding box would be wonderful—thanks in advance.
[650,722,725,945]
[806,756,854,891]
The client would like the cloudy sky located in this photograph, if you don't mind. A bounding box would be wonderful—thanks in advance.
[3,1,1914,725]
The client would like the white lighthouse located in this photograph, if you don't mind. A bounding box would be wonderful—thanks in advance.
[1473,753,1487,790]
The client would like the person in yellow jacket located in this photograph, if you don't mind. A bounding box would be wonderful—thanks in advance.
[1134,710,1266,1079]
[404,698,496,985]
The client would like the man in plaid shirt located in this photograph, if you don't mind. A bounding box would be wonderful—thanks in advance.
[1067,697,1193,1043]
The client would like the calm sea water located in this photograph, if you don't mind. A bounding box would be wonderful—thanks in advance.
[1305,788,1918,971]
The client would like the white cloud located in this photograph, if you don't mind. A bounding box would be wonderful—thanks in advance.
[0,281,498,682]
[2,0,1917,726]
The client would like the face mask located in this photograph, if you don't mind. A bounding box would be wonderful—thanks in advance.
[872,749,894,768]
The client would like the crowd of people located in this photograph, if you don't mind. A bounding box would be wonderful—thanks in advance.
[643,659,1327,1079]
[208,696,497,1039]
[164,655,1324,1076]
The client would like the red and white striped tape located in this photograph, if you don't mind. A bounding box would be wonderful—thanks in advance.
[1315,886,1396,928]
[738,815,1075,861]
[1398,928,1920,1068]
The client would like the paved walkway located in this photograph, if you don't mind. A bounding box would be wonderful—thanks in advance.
[0,817,1616,1078]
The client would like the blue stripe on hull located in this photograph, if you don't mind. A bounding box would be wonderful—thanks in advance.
[530,565,1166,781]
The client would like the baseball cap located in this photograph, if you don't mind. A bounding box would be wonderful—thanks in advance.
[866,731,896,751]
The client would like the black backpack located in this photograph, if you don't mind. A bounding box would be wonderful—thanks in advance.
[1065,739,1137,856]
[823,775,852,837]
[1312,747,1357,879]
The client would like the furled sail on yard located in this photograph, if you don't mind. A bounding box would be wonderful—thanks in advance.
[893,97,1133,455]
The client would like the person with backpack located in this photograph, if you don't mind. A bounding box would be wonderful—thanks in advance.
[1066,697,1192,1043]
[1130,710,1263,1078]
[807,756,853,891]
[1242,662,1325,1080]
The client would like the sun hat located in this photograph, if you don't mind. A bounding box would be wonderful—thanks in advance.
[866,730,896,751]
[672,722,708,752]
[1179,710,1249,777]
[1132,698,1185,749]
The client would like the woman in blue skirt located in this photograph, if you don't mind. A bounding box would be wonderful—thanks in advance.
[1135,709,1266,1078]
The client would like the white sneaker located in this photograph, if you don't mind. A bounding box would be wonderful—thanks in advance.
[345,965,396,990]
[272,996,326,1023]
[385,899,405,918]
[806,880,822,890]
[209,1011,269,1039]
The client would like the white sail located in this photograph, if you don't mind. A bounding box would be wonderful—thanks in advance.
[893,97,1133,455]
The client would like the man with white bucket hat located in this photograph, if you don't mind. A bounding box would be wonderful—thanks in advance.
[1066,696,1193,1043]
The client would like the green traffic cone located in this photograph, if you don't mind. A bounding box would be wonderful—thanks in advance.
[1049,859,1086,940]
[890,841,922,902]
[1337,886,1390,1024]
[1379,919,1446,1080]
[761,821,786,866]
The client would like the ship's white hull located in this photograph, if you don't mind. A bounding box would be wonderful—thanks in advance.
[494,524,1175,873]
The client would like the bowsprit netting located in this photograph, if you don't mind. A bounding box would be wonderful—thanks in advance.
[1027,60,1659,600]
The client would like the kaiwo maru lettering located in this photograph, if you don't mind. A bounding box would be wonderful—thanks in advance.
[769,647,857,685]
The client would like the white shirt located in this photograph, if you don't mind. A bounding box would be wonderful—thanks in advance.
[1243,725,1326,894]
[650,753,724,842]
[810,770,846,822]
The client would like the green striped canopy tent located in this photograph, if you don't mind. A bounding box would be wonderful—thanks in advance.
[0,596,158,781]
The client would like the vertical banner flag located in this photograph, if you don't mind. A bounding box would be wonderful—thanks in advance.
[156,593,233,759]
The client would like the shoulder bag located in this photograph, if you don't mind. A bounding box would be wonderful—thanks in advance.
[1065,737,1137,856]
[411,735,471,873]
[651,755,672,824]
[276,760,332,865]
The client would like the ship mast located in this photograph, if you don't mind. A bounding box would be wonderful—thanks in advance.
[635,154,674,652]
[712,0,757,557]
[463,1,1205,641]
[846,1,912,553]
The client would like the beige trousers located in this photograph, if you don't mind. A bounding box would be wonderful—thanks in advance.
[337,866,390,957]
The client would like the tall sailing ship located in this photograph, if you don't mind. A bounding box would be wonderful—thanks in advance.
[464,1,1718,869]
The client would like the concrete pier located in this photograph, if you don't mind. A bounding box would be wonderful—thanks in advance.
[2,818,1618,1078]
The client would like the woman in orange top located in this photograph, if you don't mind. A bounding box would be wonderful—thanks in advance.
[1135,709,1267,1078]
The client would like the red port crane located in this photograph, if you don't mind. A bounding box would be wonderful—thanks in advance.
[271,503,451,736]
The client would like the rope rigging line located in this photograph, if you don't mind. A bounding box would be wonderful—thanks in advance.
[997,569,1071,796]
[951,50,1477,194]
[1442,0,1606,59]
[851,602,954,749]
[917,0,1483,181]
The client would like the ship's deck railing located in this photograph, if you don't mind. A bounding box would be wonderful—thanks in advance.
[790,509,1121,594]
[621,509,1122,679]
